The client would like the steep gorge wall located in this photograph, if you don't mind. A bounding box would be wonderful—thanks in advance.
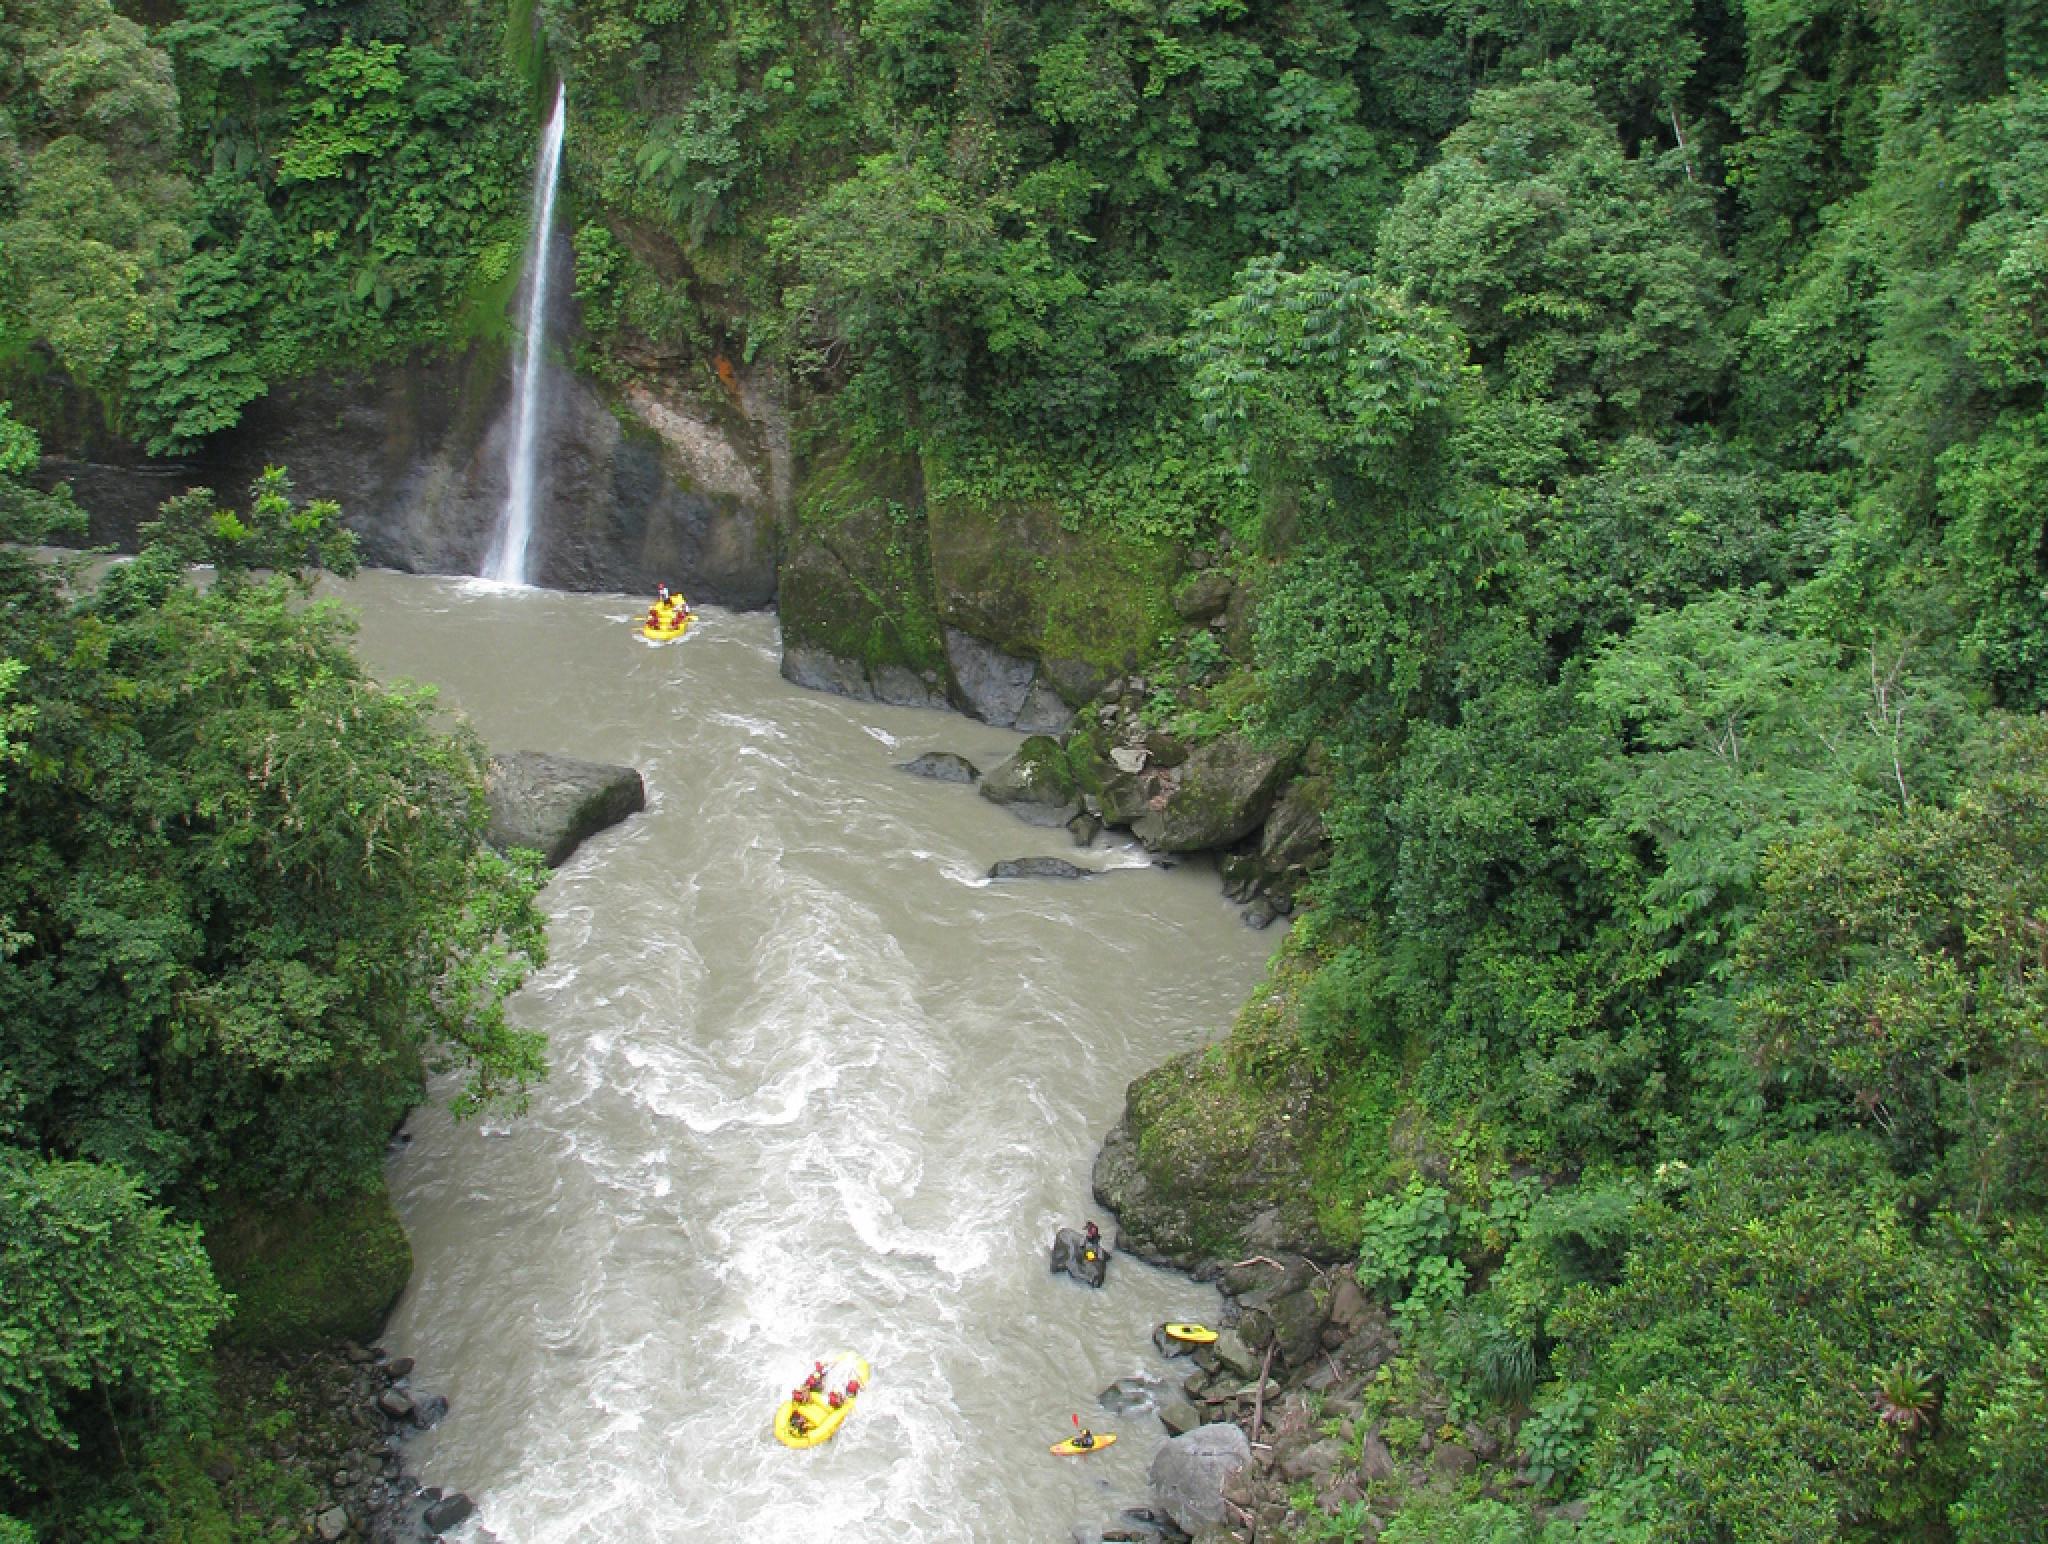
[777,443,1182,727]
[44,319,1185,737]
[40,241,782,609]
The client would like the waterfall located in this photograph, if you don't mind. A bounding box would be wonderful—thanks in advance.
[482,82,568,588]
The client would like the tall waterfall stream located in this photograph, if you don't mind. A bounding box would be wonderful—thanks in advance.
[336,571,1281,1540]
[480,82,566,589]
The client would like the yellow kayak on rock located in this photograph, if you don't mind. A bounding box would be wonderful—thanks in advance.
[1163,1323,1219,1344]
[1051,1431,1117,1457]
[641,602,693,643]
[774,1352,871,1450]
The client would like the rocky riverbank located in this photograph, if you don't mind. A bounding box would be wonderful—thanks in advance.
[1075,1250,1562,1544]
[211,1340,486,1543]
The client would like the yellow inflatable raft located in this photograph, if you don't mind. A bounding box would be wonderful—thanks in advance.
[640,599,693,642]
[1163,1323,1218,1345]
[774,1352,870,1450]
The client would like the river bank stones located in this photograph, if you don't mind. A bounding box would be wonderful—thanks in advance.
[1149,1423,1252,1533]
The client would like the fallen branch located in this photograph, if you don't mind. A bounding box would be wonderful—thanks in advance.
[1250,1340,1277,1445]
[1230,1252,1329,1279]
[1223,1496,1258,1541]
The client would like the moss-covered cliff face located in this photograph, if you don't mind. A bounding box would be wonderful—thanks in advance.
[924,487,1179,681]
[206,1186,414,1350]
[778,445,949,703]
[778,436,1194,723]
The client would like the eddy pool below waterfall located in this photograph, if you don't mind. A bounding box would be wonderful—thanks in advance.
[330,570,1282,1541]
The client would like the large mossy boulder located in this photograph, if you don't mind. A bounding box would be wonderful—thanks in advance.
[207,1185,413,1349]
[979,735,1082,825]
[484,751,645,867]
[1093,1043,1342,1273]
[1130,733,1293,853]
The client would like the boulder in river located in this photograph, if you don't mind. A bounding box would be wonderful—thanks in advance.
[979,735,1081,826]
[1050,1226,1109,1287]
[422,1490,476,1533]
[484,751,646,867]
[898,751,981,783]
[989,857,1091,880]
[1149,1422,1252,1533]
[1097,1372,1165,1415]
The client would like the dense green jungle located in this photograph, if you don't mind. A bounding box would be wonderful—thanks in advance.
[4,0,2048,1538]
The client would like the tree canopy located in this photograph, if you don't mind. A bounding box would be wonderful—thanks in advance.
[0,431,545,1531]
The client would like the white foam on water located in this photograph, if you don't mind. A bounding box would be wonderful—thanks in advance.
[923,848,996,887]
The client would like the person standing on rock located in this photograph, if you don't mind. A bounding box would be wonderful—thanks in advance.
[1052,1223,1110,1285]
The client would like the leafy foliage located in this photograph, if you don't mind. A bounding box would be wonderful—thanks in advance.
[1356,1180,1462,1309]
[0,1154,227,1486]
[1741,716,2048,1213]
[0,508,546,1196]
[0,0,528,449]
[1553,1136,1979,1537]
[0,461,545,1520]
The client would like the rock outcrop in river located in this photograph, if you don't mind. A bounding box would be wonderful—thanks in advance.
[484,751,645,867]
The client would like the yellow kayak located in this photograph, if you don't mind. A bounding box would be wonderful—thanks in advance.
[1051,1431,1117,1456]
[1163,1323,1218,1344]
[641,603,692,643]
[774,1352,870,1450]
